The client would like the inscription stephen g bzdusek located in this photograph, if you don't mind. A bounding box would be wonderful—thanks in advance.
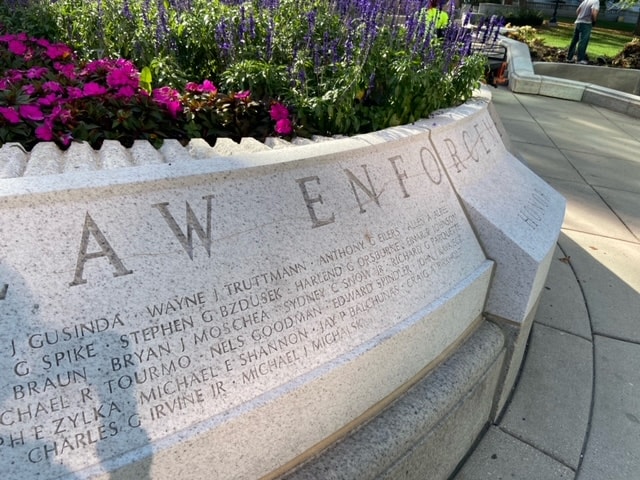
[0,136,476,474]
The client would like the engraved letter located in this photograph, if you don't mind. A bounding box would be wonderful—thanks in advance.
[70,213,133,286]
[420,147,442,185]
[388,155,410,198]
[444,138,466,173]
[344,165,380,214]
[153,195,214,260]
[296,176,335,229]
[474,122,492,155]
[462,130,480,162]
[0,283,7,300]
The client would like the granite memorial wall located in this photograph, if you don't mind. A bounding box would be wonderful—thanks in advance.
[0,90,563,479]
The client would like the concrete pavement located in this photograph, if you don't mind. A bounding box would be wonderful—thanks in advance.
[453,83,640,479]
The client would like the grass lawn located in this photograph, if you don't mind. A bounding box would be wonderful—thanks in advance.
[533,19,636,58]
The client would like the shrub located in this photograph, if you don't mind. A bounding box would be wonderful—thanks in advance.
[1,1,504,147]
[0,33,293,150]
[503,9,545,27]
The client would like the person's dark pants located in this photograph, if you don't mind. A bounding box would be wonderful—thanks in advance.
[568,22,592,62]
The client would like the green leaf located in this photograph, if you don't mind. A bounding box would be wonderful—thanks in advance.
[140,67,153,93]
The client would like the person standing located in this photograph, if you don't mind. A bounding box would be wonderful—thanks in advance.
[567,0,600,64]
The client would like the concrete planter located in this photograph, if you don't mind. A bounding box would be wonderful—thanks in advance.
[0,88,564,479]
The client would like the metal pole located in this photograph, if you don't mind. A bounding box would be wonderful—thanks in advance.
[550,0,560,25]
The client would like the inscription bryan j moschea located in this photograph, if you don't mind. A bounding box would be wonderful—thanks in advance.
[0,118,514,477]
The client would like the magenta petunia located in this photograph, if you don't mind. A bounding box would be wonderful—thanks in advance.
[60,133,73,147]
[54,62,77,80]
[270,102,289,121]
[0,107,21,124]
[19,105,45,121]
[46,43,72,60]
[27,67,49,80]
[66,87,83,99]
[153,87,182,118]
[8,40,27,56]
[83,82,108,96]
[37,93,60,107]
[166,101,182,118]
[50,105,72,125]
[106,62,139,89]
[234,90,251,101]
[43,81,64,93]
[201,80,218,94]
[0,33,26,42]
[185,82,202,93]
[35,122,54,142]
[153,86,180,103]
[275,118,293,136]
[116,86,136,98]
[22,84,36,95]
[7,70,24,82]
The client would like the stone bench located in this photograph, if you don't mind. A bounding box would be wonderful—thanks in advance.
[0,88,564,480]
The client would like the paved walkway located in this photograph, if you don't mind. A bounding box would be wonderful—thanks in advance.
[454,86,640,479]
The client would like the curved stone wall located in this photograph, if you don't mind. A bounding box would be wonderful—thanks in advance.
[0,88,564,479]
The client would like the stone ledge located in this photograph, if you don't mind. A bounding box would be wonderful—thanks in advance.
[0,135,345,179]
[0,88,563,480]
[501,37,640,118]
[280,321,506,480]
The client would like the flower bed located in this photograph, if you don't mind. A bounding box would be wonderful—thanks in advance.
[0,0,504,151]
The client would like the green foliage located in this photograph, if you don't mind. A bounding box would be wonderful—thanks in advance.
[1,0,496,141]
[504,9,545,27]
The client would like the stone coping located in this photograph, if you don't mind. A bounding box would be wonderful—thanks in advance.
[0,85,566,479]
[500,36,640,118]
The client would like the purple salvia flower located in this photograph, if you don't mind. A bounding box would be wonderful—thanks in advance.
[156,0,170,50]
[122,0,133,21]
[249,14,257,40]
[265,18,274,61]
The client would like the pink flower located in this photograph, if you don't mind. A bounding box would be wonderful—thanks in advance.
[153,87,182,118]
[50,105,72,125]
[234,90,251,101]
[0,107,21,124]
[185,82,202,93]
[0,33,27,42]
[22,84,36,95]
[66,87,83,99]
[8,40,26,56]
[153,86,180,103]
[106,62,139,89]
[83,82,108,96]
[55,63,77,80]
[186,80,218,95]
[201,80,218,94]
[83,59,110,75]
[275,118,293,136]
[34,38,51,48]
[60,133,73,147]
[116,86,136,98]
[35,122,54,142]
[19,105,45,121]
[46,43,72,60]
[270,102,289,121]
[6,70,24,82]
[43,81,63,93]
[27,67,49,79]
[37,93,59,107]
